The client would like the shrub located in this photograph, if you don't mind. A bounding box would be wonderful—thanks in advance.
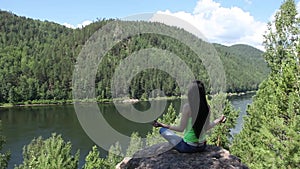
[0,121,10,169]
[15,133,79,169]
[82,145,108,169]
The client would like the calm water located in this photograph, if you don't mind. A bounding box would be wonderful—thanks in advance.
[229,93,254,136]
[0,94,253,169]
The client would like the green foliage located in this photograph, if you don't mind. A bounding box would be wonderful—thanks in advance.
[82,145,109,169]
[15,133,79,169]
[146,103,179,146]
[207,94,239,149]
[215,44,269,93]
[263,0,299,74]
[232,75,300,168]
[0,10,268,104]
[145,127,164,147]
[126,132,143,157]
[106,142,123,169]
[0,121,10,169]
[231,0,300,168]
[159,103,177,124]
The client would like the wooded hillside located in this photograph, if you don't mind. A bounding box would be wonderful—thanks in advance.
[0,11,269,103]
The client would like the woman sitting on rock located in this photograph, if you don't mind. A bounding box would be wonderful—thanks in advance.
[153,80,226,153]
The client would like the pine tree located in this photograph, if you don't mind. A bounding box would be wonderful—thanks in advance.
[126,132,143,157]
[82,145,108,169]
[207,94,239,150]
[15,133,80,169]
[146,103,178,146]
[106,142,123,169]
[0,121,10,169]
[231,0,300,168]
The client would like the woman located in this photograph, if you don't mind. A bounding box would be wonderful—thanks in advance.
[153,80,226,153]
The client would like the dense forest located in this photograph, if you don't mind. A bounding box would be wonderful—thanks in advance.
[0,10,269,104]
[231,0,300,168]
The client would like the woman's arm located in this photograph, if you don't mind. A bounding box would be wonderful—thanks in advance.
[153,103,190,132]
[205,114,226,131]
[168,104,190,132]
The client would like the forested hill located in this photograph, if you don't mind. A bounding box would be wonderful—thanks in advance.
[214,44,268,92]
[0,11,268,103]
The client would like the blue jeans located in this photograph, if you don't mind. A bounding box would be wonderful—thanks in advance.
[159,127,206,153]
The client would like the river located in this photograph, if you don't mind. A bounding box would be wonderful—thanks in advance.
[0,93,254,168]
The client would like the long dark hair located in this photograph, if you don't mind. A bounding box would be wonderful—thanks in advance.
[188,80,209,138]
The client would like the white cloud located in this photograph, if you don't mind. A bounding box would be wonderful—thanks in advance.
[63,20,93,29]
[63,22,76,29]
[151,0,267,51]
[78,20,93,28]
[150,11,209,41]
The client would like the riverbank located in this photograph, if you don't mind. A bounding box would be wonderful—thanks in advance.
[0,96,180,108]
[226,90,256,97]
[0,91,256,108]
[0,100,73,108]
[0,99,111,108]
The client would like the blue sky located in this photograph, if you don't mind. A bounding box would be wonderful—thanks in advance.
[1,0,284,24]
[1,0,300,50]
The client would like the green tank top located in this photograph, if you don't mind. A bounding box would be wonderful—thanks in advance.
[183,118,206,143]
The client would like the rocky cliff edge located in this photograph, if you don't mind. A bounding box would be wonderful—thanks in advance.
[116,142,248,169]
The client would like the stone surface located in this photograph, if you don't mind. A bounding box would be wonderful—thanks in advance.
[116,143,248,169]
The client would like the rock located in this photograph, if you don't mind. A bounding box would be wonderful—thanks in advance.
[116,143,248,169]
[122,99,139,103]
[116,157,131,169]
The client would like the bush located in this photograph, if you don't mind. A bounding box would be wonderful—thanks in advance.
[126,132,143,157]
[146,103,180,146]
[206,94,239,149]
[15,133,79,169]
[0,121,10,169]
[106,142,123,169]
[82,145,109,169]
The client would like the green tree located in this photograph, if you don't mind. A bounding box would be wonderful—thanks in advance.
[82,145,109,169]
[231,0,300,168]
[126,132,143,157]
[159,103,177,124]
[207,94,239,149]
[15,133,79,169]
[106,142,123,169]
[0,121,10,169]
[146,103,178,146]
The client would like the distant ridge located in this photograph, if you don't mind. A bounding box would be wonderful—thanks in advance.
[213,43,269,93]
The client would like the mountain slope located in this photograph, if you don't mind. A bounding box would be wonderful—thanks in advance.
[214,44,269,92]
[0,11,269,103]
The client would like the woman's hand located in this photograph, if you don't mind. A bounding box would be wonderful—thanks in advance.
[219,115,226,124]
[152,120,169,128]
[152,120,161,127]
